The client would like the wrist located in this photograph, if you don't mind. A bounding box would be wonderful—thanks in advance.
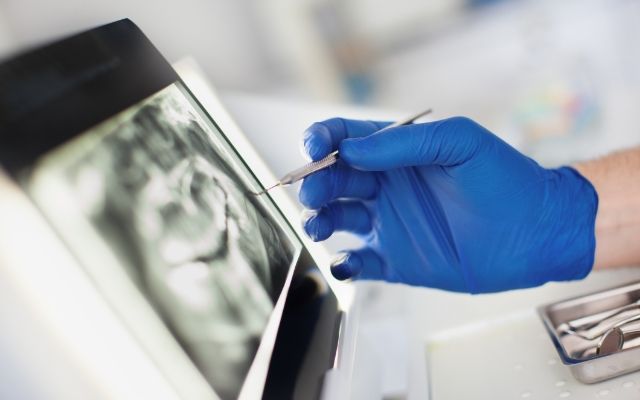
[574,150,640,269]
[550,166,599,281]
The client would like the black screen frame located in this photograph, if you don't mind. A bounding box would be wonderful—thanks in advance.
[0,19,177,176]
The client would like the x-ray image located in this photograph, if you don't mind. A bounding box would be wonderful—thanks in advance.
[43,84,297,400]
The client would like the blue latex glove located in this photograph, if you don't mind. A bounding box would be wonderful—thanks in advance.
[299,117,598,293]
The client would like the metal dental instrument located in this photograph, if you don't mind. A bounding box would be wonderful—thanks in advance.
[254,108,433,195]
[596,313,640,356]
[557,302,640,339]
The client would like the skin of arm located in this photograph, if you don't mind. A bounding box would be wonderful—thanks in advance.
[574,147,640,269]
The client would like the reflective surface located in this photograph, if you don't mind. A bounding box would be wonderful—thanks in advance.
[540,282,640,383]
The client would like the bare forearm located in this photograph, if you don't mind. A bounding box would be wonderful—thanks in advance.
[574,147,640,269]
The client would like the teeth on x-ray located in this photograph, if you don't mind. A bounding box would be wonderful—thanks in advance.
[60,85,296,400]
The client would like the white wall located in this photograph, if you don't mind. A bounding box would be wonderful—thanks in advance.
[0,5,16,56]
[0,0,274,91]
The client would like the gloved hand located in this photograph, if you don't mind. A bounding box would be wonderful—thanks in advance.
[299,117,598,293]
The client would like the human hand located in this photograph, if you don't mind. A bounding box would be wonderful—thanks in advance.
[299,117,598,293]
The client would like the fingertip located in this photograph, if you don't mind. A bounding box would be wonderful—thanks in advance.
[331,253,351,281]
[301,209,317,238]
[330,252,363,281]
[330,253,352,281]
[302,123,333,161]
[331,263,353,281]
[302,210,333,241]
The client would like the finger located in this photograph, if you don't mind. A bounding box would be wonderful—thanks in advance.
[302,118,389,161]
[298,162,378,209]
[340,116,487,171]
[330,248,397,282]
[302,200,372,241]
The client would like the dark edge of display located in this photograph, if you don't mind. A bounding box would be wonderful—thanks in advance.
[0,18,177,176]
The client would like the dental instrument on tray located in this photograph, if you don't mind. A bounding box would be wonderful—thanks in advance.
[254,108,433,195]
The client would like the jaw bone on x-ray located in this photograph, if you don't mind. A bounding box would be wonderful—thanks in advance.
[33,84,297,400]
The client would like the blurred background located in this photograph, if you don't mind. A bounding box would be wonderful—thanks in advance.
[0,0,639,165]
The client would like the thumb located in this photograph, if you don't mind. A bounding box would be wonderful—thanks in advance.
[339,116,485,171]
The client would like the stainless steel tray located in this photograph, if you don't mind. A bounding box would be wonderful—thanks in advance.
[539,281,640,383]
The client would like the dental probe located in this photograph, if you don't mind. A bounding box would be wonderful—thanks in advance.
[254,108,432,195]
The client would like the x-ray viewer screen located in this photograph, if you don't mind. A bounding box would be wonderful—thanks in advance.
[27,82,301,400]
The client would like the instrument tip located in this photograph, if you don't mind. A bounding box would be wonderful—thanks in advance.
[252,182,281,196]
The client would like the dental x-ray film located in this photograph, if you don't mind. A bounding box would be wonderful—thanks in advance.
[28,83,300,400]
